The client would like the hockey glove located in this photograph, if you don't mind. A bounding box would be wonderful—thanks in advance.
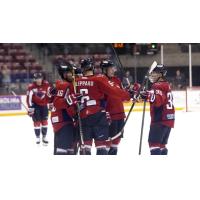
[106,112,112,125]
[28,107,35,117]
[139,90,155,101]
[128,82,141,100]
[48,103,54,111]
[65,93,82,106]
[47,86,57,97]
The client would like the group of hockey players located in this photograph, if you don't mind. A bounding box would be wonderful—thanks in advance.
[26,58,175,155]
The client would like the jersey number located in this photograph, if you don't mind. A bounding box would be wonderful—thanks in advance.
[166,92,173,109]
[79,89,90,103]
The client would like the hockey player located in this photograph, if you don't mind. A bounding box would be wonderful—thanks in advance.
[100,60,130,155]
[75,58,130,155]
[140,64,175,155]
[26,72,51,145]
[50,63,79,155]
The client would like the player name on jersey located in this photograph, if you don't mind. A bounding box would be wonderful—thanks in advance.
[77,80,94,87]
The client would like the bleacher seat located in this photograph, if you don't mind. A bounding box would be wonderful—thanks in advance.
[0,43,43,85]
[53,53,112,71]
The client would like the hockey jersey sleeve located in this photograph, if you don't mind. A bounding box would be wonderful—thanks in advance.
[96,76,131,101]
[26,84,34,108]
[52,81,75,110]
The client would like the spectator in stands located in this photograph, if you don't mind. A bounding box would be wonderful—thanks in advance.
[122,70,133,88]
[1,64,11,92]
[10,69,20,93]
[174,69,186,89]
[19,69,28,83]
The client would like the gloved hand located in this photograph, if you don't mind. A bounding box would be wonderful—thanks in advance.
[128,82,141,100]
[139,90,155,101]
[65,93,82,106]
[73,119,78,127]
[28,107,35,117]
[47,86,57,97]
[106,112,112,125]
[132,82,141,92]
[48,103,54,111]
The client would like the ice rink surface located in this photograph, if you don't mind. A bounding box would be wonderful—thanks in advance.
[0,110,198,156]
[1,111,200,200]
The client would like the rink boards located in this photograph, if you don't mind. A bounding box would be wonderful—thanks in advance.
[0,90,187,116]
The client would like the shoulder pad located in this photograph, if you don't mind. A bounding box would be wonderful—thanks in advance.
[56,80,69,89]
[95,74,105,78]
[112,76,121,83]
[28,83,34,89]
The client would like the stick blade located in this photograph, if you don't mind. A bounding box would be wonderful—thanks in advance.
[149,61,157,74]
[11,91,16,96]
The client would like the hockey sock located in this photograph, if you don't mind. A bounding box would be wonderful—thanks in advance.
[34,128,40,138]
[108,147,118,155]
[41,127,48,137]
[96,148,108,155]
[150,148,161,155]
[161,148,168,155]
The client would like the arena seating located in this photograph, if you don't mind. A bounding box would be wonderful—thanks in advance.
[0,43,43,83]
[52,53,112,74]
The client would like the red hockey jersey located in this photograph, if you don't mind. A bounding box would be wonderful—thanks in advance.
[105,77,130,120]
[50,80,76,132]
[26,80,51,107]
[75,74,130,119]
[149,81,175,128]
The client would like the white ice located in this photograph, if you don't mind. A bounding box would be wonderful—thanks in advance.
[0,110,198,156]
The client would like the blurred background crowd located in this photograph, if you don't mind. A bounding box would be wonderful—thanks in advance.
[0,43,195,95]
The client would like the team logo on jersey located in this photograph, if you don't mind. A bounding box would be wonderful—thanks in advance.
[166,114,175,120]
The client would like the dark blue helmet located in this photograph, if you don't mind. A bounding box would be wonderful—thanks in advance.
[152,64,167,76]
[100,59,114,69]
[80,58,94,71]
[33,72,43,80]
[75,67,82,76]
[56,62,73,80]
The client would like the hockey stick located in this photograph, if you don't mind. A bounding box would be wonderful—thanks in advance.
[108,44,145,141]
[108,44,134,139]
[110,44,125,82]
[11,90,29,112]
[107,61,158,141]
[138,80,148,155]
[138,61,158,155]
[72,68,86,155]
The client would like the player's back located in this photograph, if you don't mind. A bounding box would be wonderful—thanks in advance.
[76,75,105,118]
[150,81,175,128]
[76,74,130,118]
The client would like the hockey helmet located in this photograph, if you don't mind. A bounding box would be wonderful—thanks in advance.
[100,59,116,76]
[57,62,73,80]
[151,64,167,76]
[80,58,94,71]
[149,64,167,83]
[100,59,115,69]
[33,72,43,80]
